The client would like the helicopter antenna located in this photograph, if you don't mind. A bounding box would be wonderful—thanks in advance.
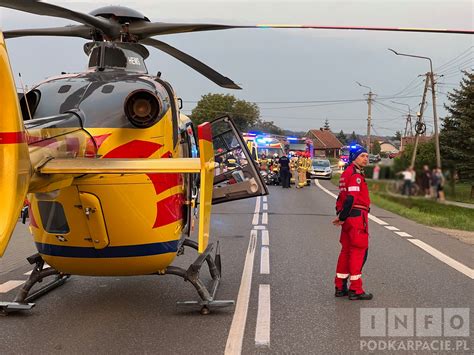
[18,72,33,120]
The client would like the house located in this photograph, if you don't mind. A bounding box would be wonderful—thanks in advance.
[305,128,343,158]
[401,135,432,151]
[380,141,399,153]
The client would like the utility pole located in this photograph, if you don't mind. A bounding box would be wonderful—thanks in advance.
[388,49,442,169]
[366,91,373,154]
[404,112,413,137]
[356,81,374,154]
[429,72,441,168]
[410,73,430,168]
[391,101,413,137]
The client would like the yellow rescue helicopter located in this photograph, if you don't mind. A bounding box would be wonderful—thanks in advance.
[0,1,471,315]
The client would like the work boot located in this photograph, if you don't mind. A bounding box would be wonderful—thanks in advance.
[335,287,348,297]
[348,290,373,300]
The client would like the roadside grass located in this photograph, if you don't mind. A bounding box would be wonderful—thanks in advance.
[370,193,474,231]
[329,175,474,231]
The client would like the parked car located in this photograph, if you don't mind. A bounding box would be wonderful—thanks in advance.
[388,151,400,159]
[309,159,332,179]
[368,154,381,163]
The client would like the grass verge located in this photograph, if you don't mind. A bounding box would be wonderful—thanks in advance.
[330,175,474,231]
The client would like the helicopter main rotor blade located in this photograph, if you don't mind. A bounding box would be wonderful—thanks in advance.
[140,38,241,90]
[0,0,120,38]
[131,21,473,38]
[3,25,92,39]
[250,24,474,35]
[129,22,248,38]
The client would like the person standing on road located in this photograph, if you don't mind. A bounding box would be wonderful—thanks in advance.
[400,167,413,196]
[421,165,432,197]
[332,145,373,300]
[278,153,290,188]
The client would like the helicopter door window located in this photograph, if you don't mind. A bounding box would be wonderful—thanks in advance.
[37,201,70,234]
[209,116,268,204]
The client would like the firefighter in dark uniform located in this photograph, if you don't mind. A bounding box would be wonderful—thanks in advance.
[278,153,290,188]
[332,145,373,300]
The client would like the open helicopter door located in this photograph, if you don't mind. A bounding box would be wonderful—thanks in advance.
[210,116,268,204]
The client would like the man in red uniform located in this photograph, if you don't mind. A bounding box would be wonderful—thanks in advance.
[332,145,373,300]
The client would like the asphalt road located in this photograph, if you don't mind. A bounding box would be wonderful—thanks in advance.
[0,180,472,354]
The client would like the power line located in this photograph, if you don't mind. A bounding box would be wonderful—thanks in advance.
[435,46,473,71]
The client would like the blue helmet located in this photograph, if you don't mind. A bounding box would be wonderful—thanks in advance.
[349,144,367,163]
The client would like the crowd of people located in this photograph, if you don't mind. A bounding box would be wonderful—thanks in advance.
[258,151,313,189]
[399,165,445,200]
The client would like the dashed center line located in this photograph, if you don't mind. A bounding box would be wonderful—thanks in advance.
[261,230,269,246]
[262,212,268,225]
[260,246,270,274]
[263,203,268,210]
[385,226,400,231]
[255,284,271,347]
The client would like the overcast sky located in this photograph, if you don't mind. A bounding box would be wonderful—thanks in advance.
[1,0,472,136]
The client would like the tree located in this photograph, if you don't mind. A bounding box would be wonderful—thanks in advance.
[323,118,330,130]
[393,140,436,173]
[249,119,283,135]
[440,71,474,181]
[394,130,402,141]
[349,131,359,144]
[336,130,347,145]
[372,140,381,155]
[190,93,260,132]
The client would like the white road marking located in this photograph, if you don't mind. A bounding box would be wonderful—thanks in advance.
[253,226,266,230]
[255,284,271,347]
[315,177,474,279]
[0,280,25,293]
[262,212,268,225]
[252,213,259,225]
[261,230,269,246]
[263,196,267,202]
[408,239,474,279]
[395,231,413,238]
[263,203,268,211]
[315,179,337,198]
[225,229,258,355]
[260,246,270,274]
[254,196,261,213]
[252,196,261,225]
[368,214,389,226]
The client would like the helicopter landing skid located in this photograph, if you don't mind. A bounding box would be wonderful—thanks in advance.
[0,253,70,315]
[160,239,235,315]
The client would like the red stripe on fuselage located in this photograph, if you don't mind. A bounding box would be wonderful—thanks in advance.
[103,140,163,158]
[146,151,182,195]
[0,132,26,144]
[153,193,184,228]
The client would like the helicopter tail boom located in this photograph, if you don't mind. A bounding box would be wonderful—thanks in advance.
[0,32,32,257]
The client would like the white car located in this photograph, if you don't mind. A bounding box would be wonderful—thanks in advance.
[310,159,333,179]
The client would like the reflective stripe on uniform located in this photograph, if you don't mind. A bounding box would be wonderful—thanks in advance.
[348,186,360,192]
[336,273,349,278]
[350,274,361,280]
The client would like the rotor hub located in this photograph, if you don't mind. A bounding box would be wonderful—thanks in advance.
[89,6,150,23]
